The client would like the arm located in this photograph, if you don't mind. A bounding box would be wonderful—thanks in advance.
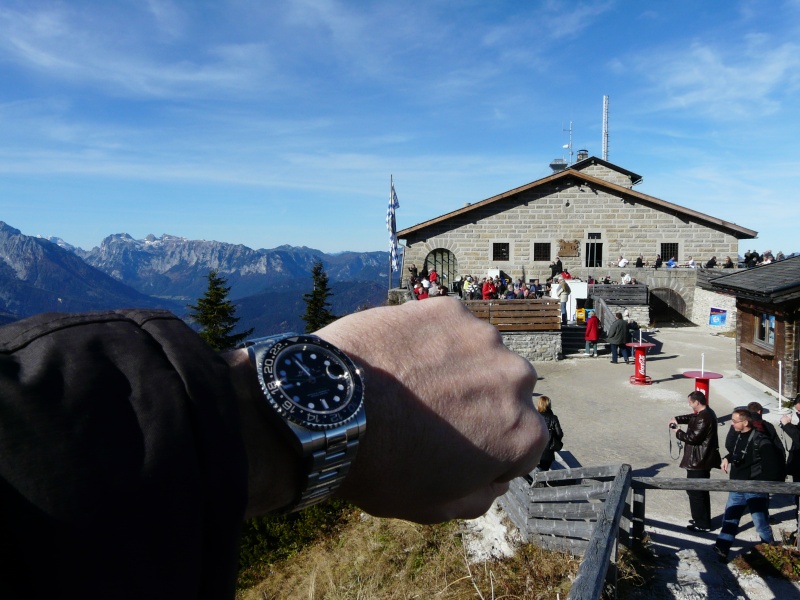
[675,412,712,444]
[217,298,548,522]
[552,414,564,442]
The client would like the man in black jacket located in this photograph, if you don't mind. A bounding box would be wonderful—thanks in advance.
[713,408,781,562]
[670,390,721,532]
[606,312,629,365]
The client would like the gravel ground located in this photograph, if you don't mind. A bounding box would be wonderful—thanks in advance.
[466,326,800,598]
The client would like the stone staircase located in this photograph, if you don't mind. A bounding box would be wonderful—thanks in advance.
[561,323,610,358]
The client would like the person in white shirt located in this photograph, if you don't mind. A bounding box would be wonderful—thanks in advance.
[686,256,696,269]
[621,272,632,284]
[618,256,629,268]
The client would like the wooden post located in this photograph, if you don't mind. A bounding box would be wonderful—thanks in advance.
[632,486,646,546]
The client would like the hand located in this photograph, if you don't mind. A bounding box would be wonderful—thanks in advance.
[721,458,729,474]
[781,414,792,426]
[317,297,545,523]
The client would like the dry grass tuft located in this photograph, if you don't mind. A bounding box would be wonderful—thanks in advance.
[732,542,800,582]
[238,508,581,599]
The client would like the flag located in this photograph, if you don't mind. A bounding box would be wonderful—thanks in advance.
[386,180,400,272]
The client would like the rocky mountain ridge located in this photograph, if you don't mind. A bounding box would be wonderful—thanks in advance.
[76,232,388,300]
[0,221,393,327]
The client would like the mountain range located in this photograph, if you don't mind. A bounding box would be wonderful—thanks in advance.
[0,221,393,334]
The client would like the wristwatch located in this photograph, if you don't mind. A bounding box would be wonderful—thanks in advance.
[243,333,366,513]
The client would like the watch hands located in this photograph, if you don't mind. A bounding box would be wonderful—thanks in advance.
[292,358,312,377]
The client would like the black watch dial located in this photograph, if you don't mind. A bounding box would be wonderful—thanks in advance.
[260,336,364,429]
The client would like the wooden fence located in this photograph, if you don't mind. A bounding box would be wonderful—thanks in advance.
[463,299,561,331]
[501,465,800,600]
[588,283,649,306]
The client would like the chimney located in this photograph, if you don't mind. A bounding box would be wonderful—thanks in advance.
[576,149,589,162]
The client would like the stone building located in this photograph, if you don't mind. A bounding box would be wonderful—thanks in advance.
[397,156,757,288]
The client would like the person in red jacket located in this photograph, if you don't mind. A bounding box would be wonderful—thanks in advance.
[482,277,496,300]
[584,309,600,357]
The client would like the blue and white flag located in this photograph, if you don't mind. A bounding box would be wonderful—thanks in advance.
[386,180,400,272]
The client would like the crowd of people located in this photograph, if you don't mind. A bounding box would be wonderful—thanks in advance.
[742,249,786,268]
[407,263,449,299]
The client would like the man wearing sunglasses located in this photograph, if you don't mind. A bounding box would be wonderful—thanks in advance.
[712,408,782,563]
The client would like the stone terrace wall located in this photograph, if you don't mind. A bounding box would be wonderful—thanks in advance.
[691,288,737,333]
[501,331,561,362]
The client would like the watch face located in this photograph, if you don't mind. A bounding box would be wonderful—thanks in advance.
[259,335,364,429]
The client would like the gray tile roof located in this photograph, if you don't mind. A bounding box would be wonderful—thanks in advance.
[709,255,800,303]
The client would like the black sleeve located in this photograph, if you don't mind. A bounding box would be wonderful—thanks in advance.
[756,437,783,482]
[552,414,564,441]
[725,424,737,455]
[783,422,800,447]
[0,310,248,600]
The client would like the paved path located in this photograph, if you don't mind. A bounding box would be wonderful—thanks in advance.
[529,327,799,598]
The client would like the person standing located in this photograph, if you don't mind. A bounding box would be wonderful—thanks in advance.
[606,312,629,364]
[584,309,599,357]
[779,395,800,510]
[536,396,563,472]
[669,390,721,532]
[481,277,496,300]
[556,276,571,325]
[713,408,781,562]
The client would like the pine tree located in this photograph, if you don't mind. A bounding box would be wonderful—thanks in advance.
[187,270,253,351]
[301,261,337,333]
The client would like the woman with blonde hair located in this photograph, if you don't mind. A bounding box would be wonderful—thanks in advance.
[536,396,564,471]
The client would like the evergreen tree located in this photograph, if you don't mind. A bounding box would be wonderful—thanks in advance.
[301,261,337,333]
[187,270,253,351]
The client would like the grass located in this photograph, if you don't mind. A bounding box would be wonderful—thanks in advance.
[237,507,581,599]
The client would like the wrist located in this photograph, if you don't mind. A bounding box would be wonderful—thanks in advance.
[223,348,301,518]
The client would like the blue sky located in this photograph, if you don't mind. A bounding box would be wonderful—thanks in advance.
[1,1,799,255]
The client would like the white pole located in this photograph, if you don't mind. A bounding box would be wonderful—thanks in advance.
[778,360,783,409]
[701,353,705,377]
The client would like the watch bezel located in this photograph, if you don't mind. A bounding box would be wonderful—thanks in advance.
[255,334,364,430]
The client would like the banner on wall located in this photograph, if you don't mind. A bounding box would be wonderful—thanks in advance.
[709,307,727,326]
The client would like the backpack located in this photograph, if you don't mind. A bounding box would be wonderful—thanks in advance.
[751,431,787,481]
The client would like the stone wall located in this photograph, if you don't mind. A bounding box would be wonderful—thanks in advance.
[606,304,650,328]
[401,181,741,288]
[690,288,737,333]
[501,331,561,362]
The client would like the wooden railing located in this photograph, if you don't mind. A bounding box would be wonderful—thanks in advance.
[463,298,561,331]
[502,466,800,600]
[588,283,648,305]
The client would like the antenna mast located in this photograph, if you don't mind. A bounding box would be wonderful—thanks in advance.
[563,121,573,165]
[602,95,609,161]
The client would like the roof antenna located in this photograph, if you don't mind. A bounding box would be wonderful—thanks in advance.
[602,95,609,161]
[564,121,573,165]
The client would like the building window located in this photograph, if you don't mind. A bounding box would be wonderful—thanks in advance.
[661,242,679,262]
[585,233,603,268]
[492,242,510,261]
[755,313,775,347]
[532,242,551,262]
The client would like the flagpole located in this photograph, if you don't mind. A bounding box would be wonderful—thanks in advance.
[389,175,393,291]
